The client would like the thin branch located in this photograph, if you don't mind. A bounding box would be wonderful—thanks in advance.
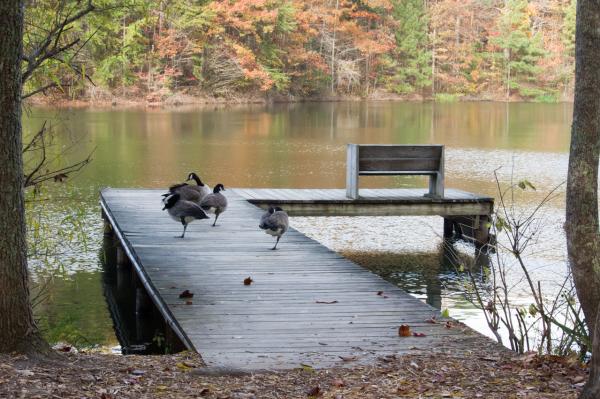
[21,1,95,83]
[24,150,94,188]
[24,131,47,188]
[22,83,59,100]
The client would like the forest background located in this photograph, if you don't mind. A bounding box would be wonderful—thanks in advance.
[26,0,577,104]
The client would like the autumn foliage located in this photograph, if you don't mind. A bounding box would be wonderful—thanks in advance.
[25,0,577,101]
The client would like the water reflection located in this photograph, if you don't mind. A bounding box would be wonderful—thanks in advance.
[101,233,185,354]
[343,242,490,311]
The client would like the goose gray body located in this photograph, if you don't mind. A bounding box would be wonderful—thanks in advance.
[162,193,209,238]
[164,172,211,203]
[259,206,289,250]
[200,183,227,227]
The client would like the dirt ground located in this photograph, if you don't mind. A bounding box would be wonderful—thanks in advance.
[0,349,586,399]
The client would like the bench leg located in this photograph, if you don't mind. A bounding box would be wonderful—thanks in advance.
[346,144,359,199]
[346,177,358,199]
[428,172,444,198]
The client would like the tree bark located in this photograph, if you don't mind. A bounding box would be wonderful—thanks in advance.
[565,1,600,398]
[0,0,48,355]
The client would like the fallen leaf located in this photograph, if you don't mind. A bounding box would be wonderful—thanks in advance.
[479,357,500,362]
[413,332,426,337]
[316,300,338,304]
[398,325,411,337]
[179,290,194,299]
[53,343,73,352]
[300,364,315,372]
[243,277,253,285]
[186,300,193,305]
[306,385,321,397]
[176,362,193,371]
[331,378,345,387]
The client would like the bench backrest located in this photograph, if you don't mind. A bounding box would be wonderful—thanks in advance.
[346,144,445,199]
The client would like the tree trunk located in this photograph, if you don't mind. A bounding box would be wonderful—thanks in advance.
[330,0,339,94]
[0,0,48,355]
[431,28,436,97]
[565,1,600,398]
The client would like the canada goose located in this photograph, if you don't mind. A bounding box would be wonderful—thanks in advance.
[200,183,227,227]
[162,193,209,238]
[162,172,211,203]
[259,206,289,250]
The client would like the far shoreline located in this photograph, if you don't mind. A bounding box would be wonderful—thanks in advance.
[25,90,575,110]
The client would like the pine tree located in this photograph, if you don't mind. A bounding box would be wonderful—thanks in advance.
[493,0,546,99]
[562,0,576,57]
[388,0,431,94]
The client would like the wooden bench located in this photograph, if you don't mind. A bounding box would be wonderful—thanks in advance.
[346,144,445,199]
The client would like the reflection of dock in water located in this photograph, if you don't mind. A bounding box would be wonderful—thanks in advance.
[101,237,181,354]
[100,187,495,370]
[345,243,491,312]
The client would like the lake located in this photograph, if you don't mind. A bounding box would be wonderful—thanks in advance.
[23,101,572,352]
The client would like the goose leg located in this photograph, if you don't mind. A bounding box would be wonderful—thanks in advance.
[179,218,188,238]
[212,211,220,227]
[271,236,280,250]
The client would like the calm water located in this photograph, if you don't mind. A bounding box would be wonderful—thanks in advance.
[23,102,572,350]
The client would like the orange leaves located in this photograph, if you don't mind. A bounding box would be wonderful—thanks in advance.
[398,325,411,337]
[155,28,188,59]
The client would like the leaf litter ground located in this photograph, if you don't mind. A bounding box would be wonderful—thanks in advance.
[0,348,586,398]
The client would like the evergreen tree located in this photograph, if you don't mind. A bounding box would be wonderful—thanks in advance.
[493,0,546,99]
[388,0,431,94]
[562,0,576,57]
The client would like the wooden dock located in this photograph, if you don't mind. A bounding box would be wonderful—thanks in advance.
[101,188,495,371]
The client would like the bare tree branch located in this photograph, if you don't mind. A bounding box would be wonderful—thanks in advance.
[22,83,59,100]
[21,0,95,83]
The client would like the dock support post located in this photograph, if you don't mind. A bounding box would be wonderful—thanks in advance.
[116,245,129,268]
[473,215,491,253]
[135,287,153,317]
[443,218,454,239]
[165,325,186,353]
[443,215,491,251]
